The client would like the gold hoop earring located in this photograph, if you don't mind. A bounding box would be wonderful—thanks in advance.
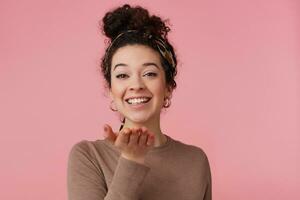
[163,97,171,108]
[110,100,118,111]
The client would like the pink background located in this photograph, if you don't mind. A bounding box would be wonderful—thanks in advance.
[0,0,299,199]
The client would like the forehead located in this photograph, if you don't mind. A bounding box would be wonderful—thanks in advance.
[111,44,162,70]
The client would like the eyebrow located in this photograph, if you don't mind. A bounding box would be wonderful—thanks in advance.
[113,62,159,71]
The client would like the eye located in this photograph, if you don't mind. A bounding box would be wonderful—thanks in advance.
[144,72,157,77]
[116,74,128,79]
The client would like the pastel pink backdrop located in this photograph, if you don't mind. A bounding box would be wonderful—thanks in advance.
[0,0,299,199]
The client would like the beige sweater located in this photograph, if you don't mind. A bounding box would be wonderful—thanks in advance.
[67,134,212,200]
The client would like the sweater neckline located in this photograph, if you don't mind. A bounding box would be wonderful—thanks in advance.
[148,134,173,153]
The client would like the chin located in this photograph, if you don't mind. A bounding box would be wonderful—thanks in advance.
[124,112,156,125]
[128,116,150,124]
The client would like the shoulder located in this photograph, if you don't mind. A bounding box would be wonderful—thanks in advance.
[170,138,211,180]
[68,138,119,161]
[68,139,104,160]
[67,140,107,181]
[171,138,210,164]
[68,140,92,160]
[69,139,95,154]
[70,140,89,151]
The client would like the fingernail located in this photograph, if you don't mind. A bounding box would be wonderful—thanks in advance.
[142,127,147,132]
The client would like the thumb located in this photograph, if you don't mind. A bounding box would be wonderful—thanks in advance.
[147,133,155,146]
[103,124,117,143]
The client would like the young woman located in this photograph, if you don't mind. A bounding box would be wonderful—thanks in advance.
[67,4,212,200]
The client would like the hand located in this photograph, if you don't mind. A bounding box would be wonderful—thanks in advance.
[103,124,155,164]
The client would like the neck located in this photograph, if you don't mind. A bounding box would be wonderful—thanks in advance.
[121,117,167,147]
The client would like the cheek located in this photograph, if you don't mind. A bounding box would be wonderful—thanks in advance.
[150,82,166,97]
[111,83,125,97]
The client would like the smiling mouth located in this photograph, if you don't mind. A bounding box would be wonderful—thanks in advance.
[125,97,151,105]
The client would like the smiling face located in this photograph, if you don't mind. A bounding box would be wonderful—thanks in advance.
[109,44,172,125]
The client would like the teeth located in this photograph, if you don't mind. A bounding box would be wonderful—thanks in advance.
[127,97,150,104]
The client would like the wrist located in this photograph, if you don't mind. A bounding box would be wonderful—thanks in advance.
[121,153,145,164]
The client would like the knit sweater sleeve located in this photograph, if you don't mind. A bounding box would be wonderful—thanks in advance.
[67,140,150,200]
[203,153,212,200]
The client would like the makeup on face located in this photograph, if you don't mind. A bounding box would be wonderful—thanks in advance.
[109,45,169,125]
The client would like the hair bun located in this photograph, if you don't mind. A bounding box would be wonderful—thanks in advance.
[102,4,170,40]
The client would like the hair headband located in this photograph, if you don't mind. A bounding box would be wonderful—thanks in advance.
[104,30,176,69]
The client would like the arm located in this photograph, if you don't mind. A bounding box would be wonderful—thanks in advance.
[203,154,212,200]
[67,141,150,200]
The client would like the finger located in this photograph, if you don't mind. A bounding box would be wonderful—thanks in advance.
[128,128,139,146]
[140,127,155,147]
[103,124,117,143]
[146,133,155,146]
[140,126,147,134]
[138,130,148,146]
[118,128,131,144]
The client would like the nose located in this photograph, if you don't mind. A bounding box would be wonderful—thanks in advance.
[129,76,145,91]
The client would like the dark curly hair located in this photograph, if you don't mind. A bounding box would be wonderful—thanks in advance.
[100,4,178,91]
